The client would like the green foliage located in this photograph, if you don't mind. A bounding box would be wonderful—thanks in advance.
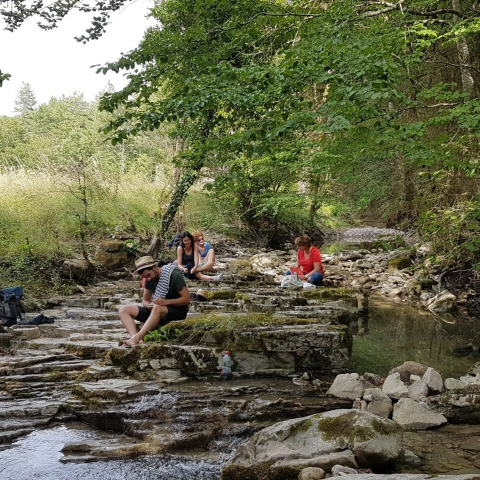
[2,0,480,270]
[0,253,72,298]
[144,326,183,343]
[122,239,140,256]
[417,200,480,268]
[14,82,37,114]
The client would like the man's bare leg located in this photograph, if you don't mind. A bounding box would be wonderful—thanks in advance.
[119,305,141,337]
[124,304,168,346]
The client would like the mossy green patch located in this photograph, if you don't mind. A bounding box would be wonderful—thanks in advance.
[290,418,312,436]
[317,412,395,444]
[204,290,238,300]
[317,411,357,441]
[388,257,412,271]
[47,370,70,382]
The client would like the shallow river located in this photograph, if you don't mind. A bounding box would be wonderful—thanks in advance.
[2,240,480,479]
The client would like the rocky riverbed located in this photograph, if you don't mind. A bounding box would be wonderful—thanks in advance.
[1,229,479,480]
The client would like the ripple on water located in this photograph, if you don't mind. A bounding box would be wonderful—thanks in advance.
[0,424,222,480]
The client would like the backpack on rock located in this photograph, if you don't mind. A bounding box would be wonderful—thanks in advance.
[0,286,25,327]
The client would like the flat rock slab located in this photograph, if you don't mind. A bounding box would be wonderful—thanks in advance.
[108,344,219,377]
[72,378,162,401]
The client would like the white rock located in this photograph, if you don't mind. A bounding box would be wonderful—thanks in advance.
[408,380,429,400]
[392,397,448,430]
[331,465,358,476]
[422,367,444,394]
[327,373,367,400]
[445,378,469,390]
[382,373,409,400]
[299,467,326,480]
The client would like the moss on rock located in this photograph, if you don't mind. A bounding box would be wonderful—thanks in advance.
[388,257,412,271]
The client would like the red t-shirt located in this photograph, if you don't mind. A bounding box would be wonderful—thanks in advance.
[298,246,324,274]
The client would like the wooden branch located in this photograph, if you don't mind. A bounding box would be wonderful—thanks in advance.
[425,60,480,75]
[407,8,463,17]
[404,19,451,25]
[359,0,462,19]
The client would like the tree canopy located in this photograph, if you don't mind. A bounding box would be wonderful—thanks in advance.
[2,0,480,264]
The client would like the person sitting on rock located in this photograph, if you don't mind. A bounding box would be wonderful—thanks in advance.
[287,236,324,286]
[176,231,196,279]
[190,231,222,282]
[119,256,190,346]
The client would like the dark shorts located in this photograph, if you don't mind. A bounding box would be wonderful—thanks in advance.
[182,264,197,280]
[135,305,188,325]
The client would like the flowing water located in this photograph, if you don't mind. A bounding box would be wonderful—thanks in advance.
[0,423,223,480]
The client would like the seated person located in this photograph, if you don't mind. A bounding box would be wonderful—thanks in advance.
[286,236,324,286]
[119,256,190,346]
[190,231,222,282]
[176,231,196,279]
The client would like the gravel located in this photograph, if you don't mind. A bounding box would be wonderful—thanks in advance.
[326,227,407,241]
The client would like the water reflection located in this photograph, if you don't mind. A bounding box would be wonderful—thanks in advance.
[348,298,480,378]
[0,424,222,480]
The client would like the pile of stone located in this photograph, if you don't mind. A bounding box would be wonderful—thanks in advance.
[327,360,480,430]
[247,244,458,313]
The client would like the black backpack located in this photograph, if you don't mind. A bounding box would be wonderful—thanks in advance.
[0,286,25,327]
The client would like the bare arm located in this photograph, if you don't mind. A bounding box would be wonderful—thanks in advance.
[177,246,188,273]
[191,242,200,273]
[153,287,191,307]
[307,261,322,277]
[142,288,153,309]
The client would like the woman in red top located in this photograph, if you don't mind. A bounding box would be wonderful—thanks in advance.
[291,236,324,285]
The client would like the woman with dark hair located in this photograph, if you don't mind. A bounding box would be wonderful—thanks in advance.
[176,231,196,279]
[288,235,324,286]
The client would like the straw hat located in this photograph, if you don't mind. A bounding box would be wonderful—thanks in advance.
[135,256,157,272]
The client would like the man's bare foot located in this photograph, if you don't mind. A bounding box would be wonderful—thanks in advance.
[123,335,144,347]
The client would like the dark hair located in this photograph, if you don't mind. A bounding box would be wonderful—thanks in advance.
[294,236,312,248]
[180,231,195,249]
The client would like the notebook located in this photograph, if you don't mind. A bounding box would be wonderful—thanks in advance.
[289,267,303,275]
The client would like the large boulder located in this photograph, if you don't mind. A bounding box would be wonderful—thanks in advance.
[390,361,428,383]
[392,398,447,430]
[221,409,403,480]
[95,240,128,269]
[61,258,95,281]
[327,373,370,401]
[425,290,457,313]
[382,372,409,400]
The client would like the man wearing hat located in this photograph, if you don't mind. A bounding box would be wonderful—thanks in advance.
[119,256,190,346]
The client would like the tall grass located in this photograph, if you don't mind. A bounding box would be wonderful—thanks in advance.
[0,167,167,258]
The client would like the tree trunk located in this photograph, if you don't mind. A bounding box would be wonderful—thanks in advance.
[146,112,213,259]
[452,0,475,96]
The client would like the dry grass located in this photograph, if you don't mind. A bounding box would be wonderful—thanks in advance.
[0,167,168,257]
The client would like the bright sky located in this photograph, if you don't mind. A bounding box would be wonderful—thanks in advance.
[0,0,155,116]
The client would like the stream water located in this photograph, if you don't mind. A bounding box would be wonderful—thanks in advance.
[2,240,479,479]
[0,423,224,480]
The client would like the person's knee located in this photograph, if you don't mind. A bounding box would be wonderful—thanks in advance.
[310,273,323,285]
[152,304,168,318]
[119,305,136,317]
